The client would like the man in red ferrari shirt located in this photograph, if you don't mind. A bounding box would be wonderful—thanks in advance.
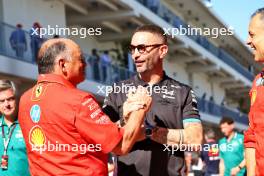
[245,8,264,176]
[18,38,152,176]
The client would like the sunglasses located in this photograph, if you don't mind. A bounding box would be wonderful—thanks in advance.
[128,44,164,54]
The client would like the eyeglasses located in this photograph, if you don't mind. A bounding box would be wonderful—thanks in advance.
[128,44,164,54]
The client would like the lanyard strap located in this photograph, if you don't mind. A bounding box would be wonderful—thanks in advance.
[2,124,16,155]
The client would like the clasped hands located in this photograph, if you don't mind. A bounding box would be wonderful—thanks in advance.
[123,86,152,122]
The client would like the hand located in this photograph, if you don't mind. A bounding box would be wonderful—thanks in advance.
[123,101,145,121]
[127,86,152,111]
[231,166,240,176]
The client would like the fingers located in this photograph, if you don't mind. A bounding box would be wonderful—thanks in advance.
[125,86,152,113]
[123,101,145,118]
[126,86,151,102]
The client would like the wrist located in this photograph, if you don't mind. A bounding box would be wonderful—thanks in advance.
[145,124,157,139]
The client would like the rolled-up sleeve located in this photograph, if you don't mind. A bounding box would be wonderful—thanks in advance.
[244,122,256,148]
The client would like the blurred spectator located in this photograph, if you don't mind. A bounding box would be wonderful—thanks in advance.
[90,49,100,81]
[221,98,226,106]
[9,24,27,58]
[209,96,214,102]
[108,153,117,176]
[219,117,246,176]
[100,50,112,82]
[0,80,30,176]
[191,154,204,176]
[202,93,206,100]
[29,22,43,62]
[200,92,207,111]
[185,152,194,175]
[201,129,220,176]
[209,96,214,113]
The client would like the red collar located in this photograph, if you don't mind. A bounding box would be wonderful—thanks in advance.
[37,74,75,88]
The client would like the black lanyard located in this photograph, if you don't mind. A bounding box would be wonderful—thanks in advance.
[1,124,16,155]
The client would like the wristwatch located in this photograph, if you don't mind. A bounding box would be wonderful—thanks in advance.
[145,126,153,138]
[144,120,156,139]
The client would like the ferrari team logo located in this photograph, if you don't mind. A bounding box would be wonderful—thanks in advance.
[31,83,47,101]
[29,125,46,148]
[251,90,257,106]
[35,85,43,98]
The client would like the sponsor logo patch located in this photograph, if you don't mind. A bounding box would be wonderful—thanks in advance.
[30,105,41,123]
[29,125,46,148]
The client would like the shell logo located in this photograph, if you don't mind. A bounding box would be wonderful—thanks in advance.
[29,125,46,147]
[251,90,257,106]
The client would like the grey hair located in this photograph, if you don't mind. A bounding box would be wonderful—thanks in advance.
[0,80,16,95]
[37,41,71,74]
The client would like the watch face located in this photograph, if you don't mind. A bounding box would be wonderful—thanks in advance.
[145,128,152,136]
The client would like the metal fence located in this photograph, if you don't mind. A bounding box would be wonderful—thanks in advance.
[0,22,135,84]
[197,98,248,125]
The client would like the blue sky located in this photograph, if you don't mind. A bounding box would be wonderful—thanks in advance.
[211,0,264,42]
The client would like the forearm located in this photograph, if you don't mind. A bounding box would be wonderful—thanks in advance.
[245,148,256,176]
[113,109,146,155]
[219,159,225,176]
[151,123,203,146]
[238,159,246,168]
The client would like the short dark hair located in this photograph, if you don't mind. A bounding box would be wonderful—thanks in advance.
[251,8,264,19]
[133,24,167,44]
[37,41,68,74]
[205,129,215,139]
[219,117,234,125]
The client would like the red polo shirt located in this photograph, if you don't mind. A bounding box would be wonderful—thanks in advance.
[244,72,264,175]
[18,74,123,176]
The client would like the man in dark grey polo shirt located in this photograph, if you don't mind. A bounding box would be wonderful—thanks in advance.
[103,24,203,176]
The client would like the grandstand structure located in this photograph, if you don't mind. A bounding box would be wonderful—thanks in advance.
[0,0,259,131]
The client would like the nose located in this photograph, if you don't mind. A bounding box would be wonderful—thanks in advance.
[133,48,141,60]
[246,35,252,46]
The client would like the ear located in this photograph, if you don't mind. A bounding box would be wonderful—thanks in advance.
[159,45,168,59]
[58,58,67,74]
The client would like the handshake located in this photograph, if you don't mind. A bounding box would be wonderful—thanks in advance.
[123,86,152,122]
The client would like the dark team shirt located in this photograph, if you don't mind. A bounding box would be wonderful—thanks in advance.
[201,141,220,176]
[103,72,200,176]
